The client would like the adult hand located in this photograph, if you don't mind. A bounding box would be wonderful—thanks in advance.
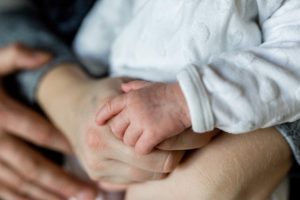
[157,128,219,151]
[0,132,97,200]
[0,43,70,153]
[0,43,50,75]
[0,44,98,200]
[126,128,292,200]
[38,66,186,186]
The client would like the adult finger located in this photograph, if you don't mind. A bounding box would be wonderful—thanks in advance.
[0,161,62,200]
[157,129,219,151]
[91,160,165,183]
[98,182,128,192]
[96,95,126,125]
[121,81,152,93]
[104,131,184,173]
[100,177,138,185]
[0,184,30,200]
[0,43,52,75]
[0,95,72,154]
[0,136,97,200]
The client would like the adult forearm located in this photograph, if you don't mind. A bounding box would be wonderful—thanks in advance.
[126,128,292,200]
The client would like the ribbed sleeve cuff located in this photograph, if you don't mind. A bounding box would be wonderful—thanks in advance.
[177,64,214,133]
[276,121,300,165]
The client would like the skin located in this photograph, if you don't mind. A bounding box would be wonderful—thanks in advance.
[37,65,216,188]
[96,81,191,155]
[37,64,292,199]
[126,128,292,200]
[0,44,97,200]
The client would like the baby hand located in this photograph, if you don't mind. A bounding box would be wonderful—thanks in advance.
[96,81,191,154]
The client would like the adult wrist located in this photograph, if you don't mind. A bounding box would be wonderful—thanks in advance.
[37,63,91,140]
[37,63,89,103]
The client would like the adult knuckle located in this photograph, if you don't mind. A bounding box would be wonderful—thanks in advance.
[85,128,107,151]
[85,155,101,173]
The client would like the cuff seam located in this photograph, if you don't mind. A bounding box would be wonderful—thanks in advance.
[177,64,214,132]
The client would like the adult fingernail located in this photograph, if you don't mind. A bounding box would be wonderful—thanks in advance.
[75,188,96,200]
[95,193,105,200]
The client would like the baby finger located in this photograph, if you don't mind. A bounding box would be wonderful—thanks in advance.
[123,125,142,147]
[96,95,126,125]
[108,111,130,139]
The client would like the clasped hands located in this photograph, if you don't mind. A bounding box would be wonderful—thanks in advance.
[0,43,215,200]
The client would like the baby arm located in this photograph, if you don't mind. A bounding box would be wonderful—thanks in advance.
[96,81,191,154]
[176,0,300,134]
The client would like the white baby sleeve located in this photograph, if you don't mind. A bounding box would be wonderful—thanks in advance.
[177,0,300,133]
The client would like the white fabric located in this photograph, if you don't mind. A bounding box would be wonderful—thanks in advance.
[74,0,300,134]
[271,178,289,200]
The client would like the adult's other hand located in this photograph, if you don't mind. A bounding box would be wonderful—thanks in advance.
[0,132,97,200]
[0,43,70,153]
[0,44,98,200]
[157,128,219,151]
